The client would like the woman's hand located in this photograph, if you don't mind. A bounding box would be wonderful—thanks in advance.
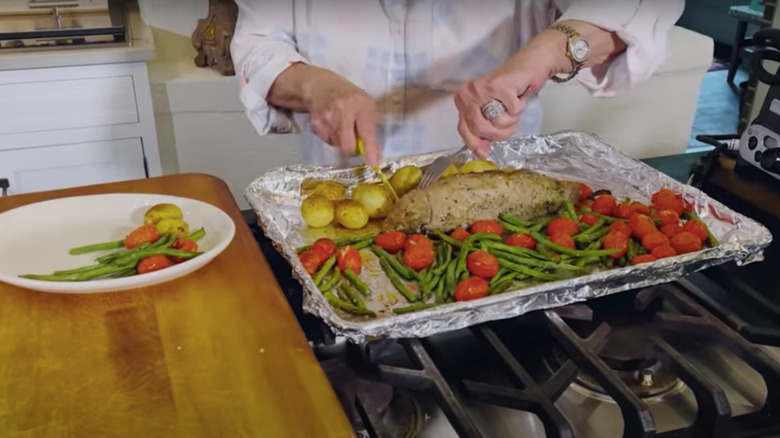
[454,29,570,157]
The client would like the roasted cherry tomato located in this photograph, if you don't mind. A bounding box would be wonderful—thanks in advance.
[641,231,670,252]
[591,194,617,216]
[651,245,677,259]
[470,220,504,237]
[547,217,580,237]
[375,231,407,254]
[450,228,471,243]
[628,214,657,240]
[404,234,434,252]
[506,233,536,250]
[454,277,490,302]
[613,203,634,220]
[610,221,632,236]
[169,238,199,264]
[580,213,599,227]
[579,183,593,202]
[337,246,363,274]
[124,224,160,249]
[137,255,172,274]
[299,250,324,275]
[652,210,680,226]
[651,188,685,215]
[651,188,678,205]
[402,246,435,271]
[466,251,500,278]
[631,254,657,265]
[660,223,684,238]
[629,202,651,216]
[550,233,576,249]
[602,231,629,259]
[311,238,337,259]
[670,231,703,254]
[683,220,708,243]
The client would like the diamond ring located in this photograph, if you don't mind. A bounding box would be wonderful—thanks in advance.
[481,99,506,121]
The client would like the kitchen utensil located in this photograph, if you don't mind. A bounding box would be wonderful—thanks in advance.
[0,193,235,293]
[356,138,399,201]
[418,146,467,189]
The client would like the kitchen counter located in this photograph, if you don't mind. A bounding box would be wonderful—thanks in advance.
[0,3,155,71]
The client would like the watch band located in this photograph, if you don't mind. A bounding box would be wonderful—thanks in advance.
[548,23,584,83]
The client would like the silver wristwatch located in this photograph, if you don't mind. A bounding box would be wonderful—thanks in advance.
[548,23,590,83]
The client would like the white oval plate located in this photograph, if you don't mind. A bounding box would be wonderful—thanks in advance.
[0,193,236,294]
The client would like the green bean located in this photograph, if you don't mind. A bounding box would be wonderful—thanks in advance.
[574,218,606,242]
[617,255,628,268]
[627,238,639,261]
[318,270,341,292]
[339,282,366,308]
[681,212,719,247]
[353,237,374,250]
[370,245,416,281]
[313,255,336,285]
[537,246,562,263]
[20,261,137,282]
[497,259,568,281]
[482,241,548,261]
[324,292,375,317]
[565,202,580,224]
[498,213,533,228]
[444,259,457,301]
[434,231,463,248]
[379,258,417,302]
[489,276,516,295]
[456,233,502,275]
[581,208,627,223]
[530,231,619,257]
[530,217,554,232]
[68,239,125,255]
[188,227,206,241]
[489,268,510,286]
[434,276,446,303]
[343,269,371,297]
[336,286,351,303]
[577,226,612,245]
[53,264,107,276]
[115,248,201,267]
[498,220,527,234]
[393,302,440,314]
[489,249,588,273]
[296,233,377,253]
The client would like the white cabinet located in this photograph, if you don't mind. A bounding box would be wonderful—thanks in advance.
[0,61,160,196]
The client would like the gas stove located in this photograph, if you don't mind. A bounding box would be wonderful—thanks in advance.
[243,159,780,438]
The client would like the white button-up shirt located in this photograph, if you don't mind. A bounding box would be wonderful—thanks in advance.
[231,0,684,166]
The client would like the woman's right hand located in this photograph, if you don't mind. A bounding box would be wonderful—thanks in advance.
[305,72,382,166]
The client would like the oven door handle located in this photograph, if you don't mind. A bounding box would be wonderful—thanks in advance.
[28,0,80,9]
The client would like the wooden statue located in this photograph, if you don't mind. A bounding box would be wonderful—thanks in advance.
[192,0,238,76]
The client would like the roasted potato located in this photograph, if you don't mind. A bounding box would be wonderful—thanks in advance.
[351,183,394,219]
[459,159,499,174]
[144,203,183,225]
[441,163,459,178]
[301,194,335,228]
[335,200,369,230]
[389,165,422,197]
[311,180,347,201]
[156,218,190,239]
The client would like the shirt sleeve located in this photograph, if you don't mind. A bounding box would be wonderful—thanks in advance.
[553,0,685,97]
[230,0,308,135]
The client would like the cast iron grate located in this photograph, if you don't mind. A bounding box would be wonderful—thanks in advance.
[348,283,780,438]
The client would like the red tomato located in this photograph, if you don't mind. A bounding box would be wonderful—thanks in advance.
[628,214,657,240]
[506,233,536,250]
[683,220,708,243]
[603,231,629,259]
[651,189,685,215]
[450,228,471,243]
[299,250,324,275]
[124,224,160,249]
[547,218,580,237]
[641,231,670,252]
[454,277,490,302]
[631,254,657,265]
[404,234,434,252]
[652,210,680,226]
[651,188,678,205]
[660,223,684,238]
[580,213,599,227]
[470,220,504,237]
[466,251,500,278]
[311,238,337,259]
[137,255,173,275]
[375,231,406,254]
[610,221,631,236]
[337,246,363,274]
[670,232,703,254]
[579,183,593,202]
[629,202,651,215]
[169,238,199,264]
[614,203,634,219]
[591,194,617,216]
[651,245,677,259]
[402,246,435,271]
[550,233,575,249]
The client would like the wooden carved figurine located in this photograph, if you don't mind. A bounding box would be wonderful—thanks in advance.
[192,0,238,76]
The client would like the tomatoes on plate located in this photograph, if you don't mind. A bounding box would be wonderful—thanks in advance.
[402,246,435,271]
[375,231,406,254]
[137,255,172,274]
[547,218,579,237]
[580,213,599,227]
[591,194,617,216]
[505,233,536,250]
[450,228,471,242]
[337,246,362,274]
[470,220,504,237]
[550,233,575,249]
[466,251,499,278]
[169,238,198,264]
[311,238,337,259]
[299,250,324,275]
[404,234,434,252]
[124,224,160,249]
[602,231,629,259]
[454,277,490,302]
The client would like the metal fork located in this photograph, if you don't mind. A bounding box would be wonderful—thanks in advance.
[418,146,467,190]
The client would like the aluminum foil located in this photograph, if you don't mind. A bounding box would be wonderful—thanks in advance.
[245,131,773,343]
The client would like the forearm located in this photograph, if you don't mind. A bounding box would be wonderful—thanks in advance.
[268,63,356,113]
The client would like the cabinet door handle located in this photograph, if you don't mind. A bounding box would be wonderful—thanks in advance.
[0,178,9,197]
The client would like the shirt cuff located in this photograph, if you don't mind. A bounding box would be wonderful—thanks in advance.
[557,1,683,97]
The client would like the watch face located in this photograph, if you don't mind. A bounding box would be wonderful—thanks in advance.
[570,38,589,62]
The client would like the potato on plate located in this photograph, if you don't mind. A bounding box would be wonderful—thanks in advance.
[351,183,394,219]
[301,194,335,228]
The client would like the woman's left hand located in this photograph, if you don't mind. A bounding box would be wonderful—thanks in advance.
[455,29,571,157]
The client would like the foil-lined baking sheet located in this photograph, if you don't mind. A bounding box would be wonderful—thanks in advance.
[245,131,773,343]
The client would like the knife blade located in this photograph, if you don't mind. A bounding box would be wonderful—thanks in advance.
[356,138,399,201]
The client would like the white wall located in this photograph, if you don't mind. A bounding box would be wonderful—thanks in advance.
[137,0,208,38]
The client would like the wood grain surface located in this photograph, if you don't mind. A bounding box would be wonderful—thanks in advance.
[0,174,355,438]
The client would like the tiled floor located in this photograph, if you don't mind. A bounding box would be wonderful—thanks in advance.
[687,67,749,152]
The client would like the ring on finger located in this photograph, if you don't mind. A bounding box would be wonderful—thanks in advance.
[481,99,506,121]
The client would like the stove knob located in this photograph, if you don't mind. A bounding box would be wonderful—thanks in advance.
[759,148,780,174]
[756,150,763,162]
[749,136,759,150]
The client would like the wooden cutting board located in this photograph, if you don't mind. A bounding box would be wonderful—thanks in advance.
[0,173,355,438]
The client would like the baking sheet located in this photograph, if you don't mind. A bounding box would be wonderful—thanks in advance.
[245,131,773,343]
